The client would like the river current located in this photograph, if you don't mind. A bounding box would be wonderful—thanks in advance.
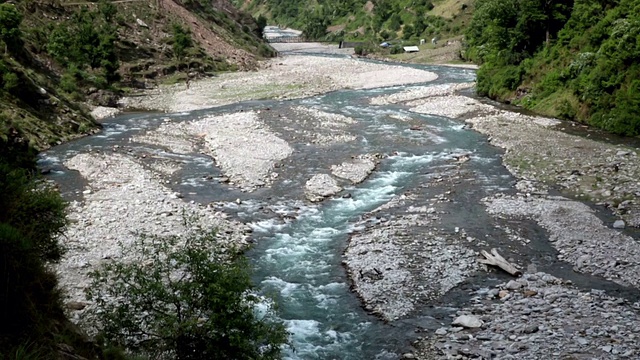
[41,63,520,359]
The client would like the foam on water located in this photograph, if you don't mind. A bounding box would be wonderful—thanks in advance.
[250,219,288,233]
[37,154,62,166]
[180,177,205,187]
[449,123,467,131]
[249,152,443,359]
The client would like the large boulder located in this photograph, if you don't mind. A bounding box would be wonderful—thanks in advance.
[305,174,342,202]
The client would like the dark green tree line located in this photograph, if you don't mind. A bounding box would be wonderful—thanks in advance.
[466,0,640,136]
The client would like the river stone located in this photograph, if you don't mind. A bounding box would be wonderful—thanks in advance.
[613,219,626,229]
[304,174,342,202]
[452,315,483,328]
[331,155,378,184]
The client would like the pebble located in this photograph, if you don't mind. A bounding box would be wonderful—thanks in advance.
[57,152,249,325]
[613,219,626,229]
[452,315,483,328]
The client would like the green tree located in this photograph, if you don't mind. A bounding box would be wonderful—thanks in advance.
[172,23,192,62]
[302,10,329,39]
[86,227,289,360]
[387,13,402,31]
[0,3,23,53]
[255,14,268,37]
[47,6,120,86]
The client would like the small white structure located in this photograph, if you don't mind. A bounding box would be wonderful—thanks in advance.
[420,39,426,45]
[403,46,420,53]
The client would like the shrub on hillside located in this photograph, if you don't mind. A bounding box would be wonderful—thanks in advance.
[0,150,68,352]
[0,3,23,53]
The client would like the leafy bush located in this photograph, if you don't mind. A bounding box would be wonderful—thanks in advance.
[47,6,120,86]
[0,163,67,262]
[172,23,193,62]
[0,3,23,53]
[2,71,19,92]
[0,150,67,352]
[467,0,640,136]
[86,227,289,360]
[390,45,403,54]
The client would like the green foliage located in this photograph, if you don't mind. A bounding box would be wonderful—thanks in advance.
[47,6,120,86]
[255,14,267,37]
[172,23,193,62]
[0,163,67,262]
[86,227,289,360]
[0,3,23,52]
[2,70,19,92]
[0,147,67,352]
[99,0,117,23]
[248,0,463,44]
[476,63,524,97]
[467,0,640,136]
[387,13,402,31]
[301,8,330,39]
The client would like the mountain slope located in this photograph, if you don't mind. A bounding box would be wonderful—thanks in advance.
[235,0,473,43]
[0,0,272,151]
[466,0,640,136]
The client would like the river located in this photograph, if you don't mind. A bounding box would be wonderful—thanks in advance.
[40,58,640,359]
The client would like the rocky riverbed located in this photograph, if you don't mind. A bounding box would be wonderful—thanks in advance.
[55,52,441,322]
[369,71,640,359]
[416,272,640,359]
[50,46,640,359]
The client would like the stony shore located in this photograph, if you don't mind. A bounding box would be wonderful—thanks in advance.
[416,272,640,359]
[57,151,251,323]
[371,72,640,359]
[119,54,438,113]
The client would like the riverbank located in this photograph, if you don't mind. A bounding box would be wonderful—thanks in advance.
[119,54,439,113]
[55,53,440,323]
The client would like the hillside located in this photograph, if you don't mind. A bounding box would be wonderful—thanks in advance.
[235,0,473,47]
[465,0,640,136]
[0,0,273,151]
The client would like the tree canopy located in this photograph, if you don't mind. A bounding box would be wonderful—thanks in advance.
[0,3,23,53]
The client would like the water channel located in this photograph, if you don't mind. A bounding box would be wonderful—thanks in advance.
[40,59,636,359]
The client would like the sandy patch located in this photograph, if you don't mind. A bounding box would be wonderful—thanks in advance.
[121,54,438,113]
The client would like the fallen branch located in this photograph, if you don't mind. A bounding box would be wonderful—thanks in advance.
[479,248,522,277]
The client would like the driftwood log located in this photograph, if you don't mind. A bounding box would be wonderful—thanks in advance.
[479,248,522,277]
